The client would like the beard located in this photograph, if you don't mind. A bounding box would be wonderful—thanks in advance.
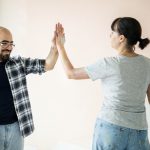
[0,50,11,62]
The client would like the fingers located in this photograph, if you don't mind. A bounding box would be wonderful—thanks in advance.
[54,23,65,46]
[56,23,64,36]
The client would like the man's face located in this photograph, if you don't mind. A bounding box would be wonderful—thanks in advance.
[0,30,14,62]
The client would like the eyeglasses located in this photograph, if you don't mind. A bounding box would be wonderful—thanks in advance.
[0,40,15,48]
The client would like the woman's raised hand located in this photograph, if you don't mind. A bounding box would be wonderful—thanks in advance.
[56,23,65,47]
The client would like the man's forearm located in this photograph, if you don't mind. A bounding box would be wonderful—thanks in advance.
[45,46,58,71]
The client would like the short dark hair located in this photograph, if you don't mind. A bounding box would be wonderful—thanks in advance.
[111,17,150,50]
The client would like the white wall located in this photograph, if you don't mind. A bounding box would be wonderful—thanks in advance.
[1,0,150,149]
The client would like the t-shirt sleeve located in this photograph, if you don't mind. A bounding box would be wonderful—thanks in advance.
[84,58,108,81]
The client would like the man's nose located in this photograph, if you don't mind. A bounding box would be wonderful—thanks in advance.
[7,44,13,50]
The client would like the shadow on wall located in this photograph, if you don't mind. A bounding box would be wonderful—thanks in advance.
[52,142,90,150]
[25,142,90,150]
[24,145,38,150]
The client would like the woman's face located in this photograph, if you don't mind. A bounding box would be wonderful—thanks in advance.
[110,30,121,49]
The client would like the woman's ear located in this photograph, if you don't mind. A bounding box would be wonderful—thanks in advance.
[119,35,126,43]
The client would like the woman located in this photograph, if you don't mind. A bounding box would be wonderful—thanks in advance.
[55,17,150,150]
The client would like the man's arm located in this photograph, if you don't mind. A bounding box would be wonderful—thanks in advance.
[147,84,150,104]
[45,45,58,71]
[45,30,59,71]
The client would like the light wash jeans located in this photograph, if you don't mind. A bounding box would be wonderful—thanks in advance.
[0,121,24,150]
[92,118,150,150]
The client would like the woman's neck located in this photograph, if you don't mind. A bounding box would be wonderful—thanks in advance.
[118,47,138,57]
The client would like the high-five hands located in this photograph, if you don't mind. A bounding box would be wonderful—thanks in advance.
[55,23,65,47]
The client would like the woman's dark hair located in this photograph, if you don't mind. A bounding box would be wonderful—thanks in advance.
[111,17,150,50]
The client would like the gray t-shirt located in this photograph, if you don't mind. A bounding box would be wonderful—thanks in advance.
[85,54,150,130]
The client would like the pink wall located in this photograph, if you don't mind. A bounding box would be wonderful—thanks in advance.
[1,0,150,149]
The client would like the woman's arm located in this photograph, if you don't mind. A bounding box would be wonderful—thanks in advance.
[56,23,89,80]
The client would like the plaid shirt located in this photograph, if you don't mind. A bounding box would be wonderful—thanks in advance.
[5,56,45,138]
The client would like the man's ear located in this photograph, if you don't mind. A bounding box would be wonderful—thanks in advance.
[119,35,126,43]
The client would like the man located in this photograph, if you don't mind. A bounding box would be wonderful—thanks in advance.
[0,26,58,150]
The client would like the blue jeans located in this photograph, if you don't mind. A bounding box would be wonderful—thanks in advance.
[92,118,150,150]
[0,121,24,150]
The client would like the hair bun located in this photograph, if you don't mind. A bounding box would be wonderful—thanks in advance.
[139,38,150,49]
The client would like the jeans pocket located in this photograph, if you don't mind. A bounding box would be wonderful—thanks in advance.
[93,120,128,150]
[138,130,149,145]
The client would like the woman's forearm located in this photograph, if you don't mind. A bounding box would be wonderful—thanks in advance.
[57,45,75,78]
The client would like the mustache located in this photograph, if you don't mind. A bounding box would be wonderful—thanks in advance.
[2,49,12,52]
